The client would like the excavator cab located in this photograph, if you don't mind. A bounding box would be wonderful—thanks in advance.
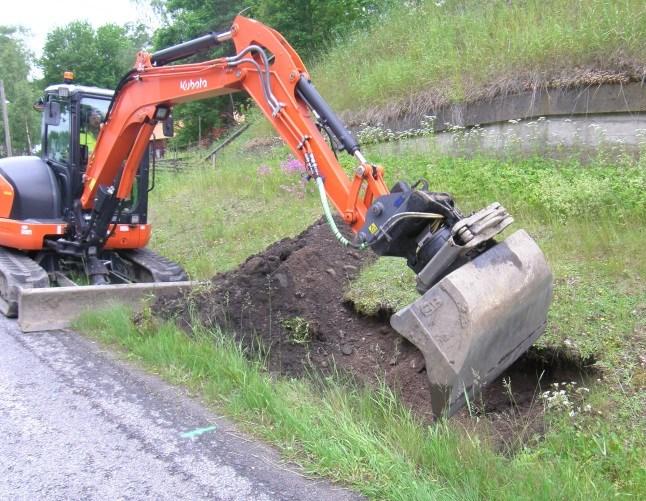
[38,82,150,223]
[0,76,183,321]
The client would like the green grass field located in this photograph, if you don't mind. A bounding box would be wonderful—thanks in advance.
[147,146,320,278]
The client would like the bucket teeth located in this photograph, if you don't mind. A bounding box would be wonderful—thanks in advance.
[390,229,553,417]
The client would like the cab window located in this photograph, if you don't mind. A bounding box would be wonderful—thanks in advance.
[80,97,109,157]
[45,98,71,163]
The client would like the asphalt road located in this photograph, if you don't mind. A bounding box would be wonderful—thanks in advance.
[0,317,362,500]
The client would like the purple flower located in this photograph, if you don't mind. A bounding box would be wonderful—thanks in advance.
[280,156,305,174]
[257,164,271,176]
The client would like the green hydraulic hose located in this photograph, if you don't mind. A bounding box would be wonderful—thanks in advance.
[315,177,367,250]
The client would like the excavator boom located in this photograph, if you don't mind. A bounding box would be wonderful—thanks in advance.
[7,15,552,416]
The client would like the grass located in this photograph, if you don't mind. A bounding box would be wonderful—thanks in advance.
[77,305,644,499]
[313,0,646,115]
[148,140,319,279]
[345,152,645,367]
[75,2,646,493]
[341,149,646,497]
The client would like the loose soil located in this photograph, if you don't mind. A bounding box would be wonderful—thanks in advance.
[155,218,595,442]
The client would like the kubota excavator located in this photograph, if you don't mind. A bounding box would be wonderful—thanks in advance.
[0,15,552,416]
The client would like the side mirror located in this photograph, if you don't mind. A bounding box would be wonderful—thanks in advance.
[162,114,174,137]
[44,101,61,126]
[33,98,45,112]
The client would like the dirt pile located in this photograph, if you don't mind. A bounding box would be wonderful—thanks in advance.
[156,218,594,428]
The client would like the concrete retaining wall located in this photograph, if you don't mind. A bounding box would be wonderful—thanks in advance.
[358,82,646,156]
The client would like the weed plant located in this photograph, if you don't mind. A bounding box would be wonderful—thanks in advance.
[280,316,312,345]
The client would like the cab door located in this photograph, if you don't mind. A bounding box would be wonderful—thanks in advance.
[43,94,75,211]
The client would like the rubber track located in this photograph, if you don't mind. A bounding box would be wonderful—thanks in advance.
[0,247,50,317]
[119,248,189,283]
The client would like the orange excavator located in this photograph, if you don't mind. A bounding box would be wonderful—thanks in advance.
[0,15,552,416]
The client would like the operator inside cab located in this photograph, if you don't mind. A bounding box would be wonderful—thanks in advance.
[80,107,103,155]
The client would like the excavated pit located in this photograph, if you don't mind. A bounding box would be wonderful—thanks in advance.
[155,218,596,432]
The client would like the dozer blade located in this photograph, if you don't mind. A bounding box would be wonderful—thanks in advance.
[17,281,195,332]
[390,229,553,417]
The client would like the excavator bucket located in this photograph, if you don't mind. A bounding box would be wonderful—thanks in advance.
[390,229,553,417]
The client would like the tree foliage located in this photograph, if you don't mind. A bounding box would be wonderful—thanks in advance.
[154,0,392,58]
[152,0,247,147]
[253,0,392,57]
[151,0,392,145]
[1,1,395,154]
[0,27,40,156]
[40,21,150,88]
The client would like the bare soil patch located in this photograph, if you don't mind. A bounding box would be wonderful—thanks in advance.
[155,219,595,437]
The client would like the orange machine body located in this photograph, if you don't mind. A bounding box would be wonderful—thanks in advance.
[0,218,150,251]
[0,165,150,250]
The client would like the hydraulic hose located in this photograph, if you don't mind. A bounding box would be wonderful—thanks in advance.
[226,45,281,113]
[297,76,360,155]
[315,177,367,250]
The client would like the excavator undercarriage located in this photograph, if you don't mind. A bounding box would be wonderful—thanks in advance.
[0,14,553,417]
[0,246,191,331]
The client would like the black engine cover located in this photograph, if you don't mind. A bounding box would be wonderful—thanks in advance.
[0,156,62,220]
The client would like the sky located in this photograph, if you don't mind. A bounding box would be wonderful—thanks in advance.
[3,0,160,76]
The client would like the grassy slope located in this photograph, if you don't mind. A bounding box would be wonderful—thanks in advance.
[313,0,646,114]
[148,144,319,278]
[344,150,646,492]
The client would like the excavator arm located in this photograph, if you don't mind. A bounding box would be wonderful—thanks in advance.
[80,15,468,281]
[74,15,553,417]
[82,16,388,237]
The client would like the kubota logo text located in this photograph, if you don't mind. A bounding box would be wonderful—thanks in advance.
[179,78,207,91]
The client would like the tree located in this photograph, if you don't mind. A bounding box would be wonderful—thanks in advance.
[40,21,150,88]
[0,27,40,156]
[152,0,244,50]
[253,0,391,57]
